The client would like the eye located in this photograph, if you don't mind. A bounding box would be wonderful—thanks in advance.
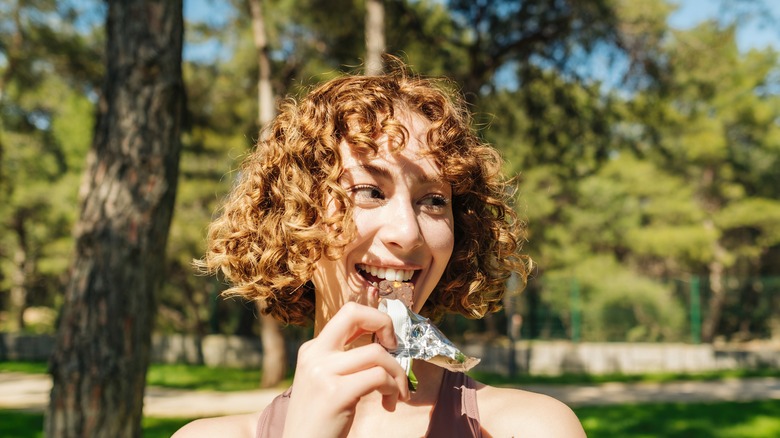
[349,185,385,204]
[419,193,450,213]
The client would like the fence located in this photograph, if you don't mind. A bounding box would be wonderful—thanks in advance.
[512,275,780,344]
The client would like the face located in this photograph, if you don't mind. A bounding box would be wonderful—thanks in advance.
[311,111,455,332]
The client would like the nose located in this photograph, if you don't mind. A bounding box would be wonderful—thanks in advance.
[378,200,423,251]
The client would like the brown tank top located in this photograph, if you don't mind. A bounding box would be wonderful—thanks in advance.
[255,369,483,437]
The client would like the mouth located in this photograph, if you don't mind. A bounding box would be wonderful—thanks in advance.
[356,263,416,287]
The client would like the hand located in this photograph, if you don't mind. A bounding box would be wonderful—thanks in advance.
[282,302,410,438]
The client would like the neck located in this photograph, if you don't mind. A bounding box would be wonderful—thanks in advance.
[407,361,445,404]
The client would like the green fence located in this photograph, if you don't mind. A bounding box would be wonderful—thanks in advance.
[515,276,780,344]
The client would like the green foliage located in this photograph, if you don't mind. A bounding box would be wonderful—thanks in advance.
[1,0,779,343]
[479,2,780,342]
[0,1,101,330]
[542,256,686,342]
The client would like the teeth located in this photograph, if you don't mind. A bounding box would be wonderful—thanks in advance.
[358,264,414,282]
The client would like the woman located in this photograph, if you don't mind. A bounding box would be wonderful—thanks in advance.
[174,64,586,437]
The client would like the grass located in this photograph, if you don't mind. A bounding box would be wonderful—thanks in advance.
[470,367,780,387]
[145,363,285,391]
[0,361,292,392]
[575,399,780,437]
[3,360,780,391]
[0,410,193,438]
[0,361,49,374]
[4,400,780,437]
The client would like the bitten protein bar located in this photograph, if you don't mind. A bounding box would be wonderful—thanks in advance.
[378,280,414,307]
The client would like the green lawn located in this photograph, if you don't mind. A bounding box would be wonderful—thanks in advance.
[3,360,779,390]
[469,367,780,387]
[0,410,193,438]
[575,399,780,438]
[0,361,291,392]
[4,400,780,437]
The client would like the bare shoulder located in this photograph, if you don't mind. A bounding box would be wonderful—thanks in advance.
[476,383,586,438]
[171,412,261,438]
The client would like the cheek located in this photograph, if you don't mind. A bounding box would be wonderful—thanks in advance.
[422,216,455,260]
[351,207,376,234]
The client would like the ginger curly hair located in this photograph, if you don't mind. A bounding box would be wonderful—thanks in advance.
[199,66,528,325]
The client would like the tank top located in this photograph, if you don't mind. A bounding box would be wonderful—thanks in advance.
[255,369,483,437]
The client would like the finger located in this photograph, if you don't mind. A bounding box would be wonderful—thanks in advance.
[366,287,380,309]
[350,344,409,401]
[382,391,400,412]
[331,343,401,373]
[318,302,398,351]
[321,343,410,403]
[342,366,404,411]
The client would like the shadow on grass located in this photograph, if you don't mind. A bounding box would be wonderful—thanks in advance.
[576,399,780,438]
[0,410,192,438]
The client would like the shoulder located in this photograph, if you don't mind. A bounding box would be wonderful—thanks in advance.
[475,383,586,438]
[171,412,261,438]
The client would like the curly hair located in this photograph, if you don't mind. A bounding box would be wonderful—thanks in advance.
[198,65,529,325]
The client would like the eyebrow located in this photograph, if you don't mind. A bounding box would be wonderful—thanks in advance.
[344,163,446,186]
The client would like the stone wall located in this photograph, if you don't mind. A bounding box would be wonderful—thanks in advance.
[464,341,780,375]
[2,332,779,375]
[0,333,266,368]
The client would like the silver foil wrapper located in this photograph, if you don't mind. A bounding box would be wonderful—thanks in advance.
[379,298,480,373]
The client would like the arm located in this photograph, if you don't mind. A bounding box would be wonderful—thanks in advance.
[171,413,260,438]
[478,385,587,438]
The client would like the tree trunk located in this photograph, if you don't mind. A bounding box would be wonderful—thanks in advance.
[258,301,287,388]
[701,218,728,343]
[45,1,183,437]
[8,234,30,332]
[365,0,386,75]
[248,0,275,129]
[248,0,287,388]
[702,248,727,343]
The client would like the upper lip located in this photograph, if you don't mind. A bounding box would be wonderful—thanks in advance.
[356,263,417,282]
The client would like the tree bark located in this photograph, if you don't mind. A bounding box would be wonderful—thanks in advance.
[702,233,727,343]
[257,301,287,388]
[248,0,287,388]
[699,165,729,343]
[45,1,183,437]
[365,0,385,75]
[248,0,275,129]
[8,215,32,331]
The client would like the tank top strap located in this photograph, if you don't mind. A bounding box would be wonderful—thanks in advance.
[425,369,482,437]
[256,387,292,438]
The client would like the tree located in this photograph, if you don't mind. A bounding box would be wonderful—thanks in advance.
[365,0,385,75]
[247,0,287,389]
[45,0,183,436]
[629,21,780,341]
[248,0,275,129]
[380,0,626,104]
